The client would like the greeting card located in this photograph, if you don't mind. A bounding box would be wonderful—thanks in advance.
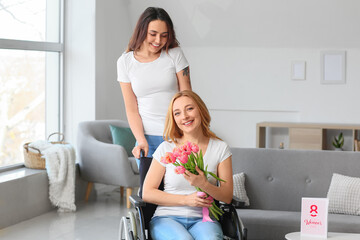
[301,197,329,238]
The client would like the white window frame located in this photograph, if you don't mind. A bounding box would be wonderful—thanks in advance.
[0,0,64,169]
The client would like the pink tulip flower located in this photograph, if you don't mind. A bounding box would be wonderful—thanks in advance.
[180,143,191,155]
[206,195,214,203]
[191,143,199,153]
[174,166,186,174]
[179,154,188,164]
[160,152,176,164]
[172,148,180,158]
[197,191,207,198]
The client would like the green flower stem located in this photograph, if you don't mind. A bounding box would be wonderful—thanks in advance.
[209,207,219,220]
[211,203,222,214]
[211,202,224,215]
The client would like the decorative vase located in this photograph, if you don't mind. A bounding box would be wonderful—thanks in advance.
[334,148,343,151]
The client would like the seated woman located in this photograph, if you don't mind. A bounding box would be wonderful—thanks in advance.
[143,90,233,240]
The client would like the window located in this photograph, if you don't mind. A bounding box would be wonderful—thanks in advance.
[0,0,63,168]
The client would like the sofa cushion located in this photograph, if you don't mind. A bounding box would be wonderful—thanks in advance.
[109,125,136,157]
[237,209,360,240]
[327,173,360,215]
[237,209,301,240]
[233,172,250,206]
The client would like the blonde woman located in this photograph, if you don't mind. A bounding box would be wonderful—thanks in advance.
[143,90,233,240]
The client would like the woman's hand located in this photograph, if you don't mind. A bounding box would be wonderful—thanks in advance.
[183,166,209,190]
[132,140,149,158]
[184,192,212,208]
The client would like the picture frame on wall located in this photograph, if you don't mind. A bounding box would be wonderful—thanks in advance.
[291,61,306,80]
[321,50,346,84]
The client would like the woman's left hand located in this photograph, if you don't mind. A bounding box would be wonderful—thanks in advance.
[183,166,208,189]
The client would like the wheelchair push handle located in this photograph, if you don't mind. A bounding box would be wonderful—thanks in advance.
[140,149,145,158]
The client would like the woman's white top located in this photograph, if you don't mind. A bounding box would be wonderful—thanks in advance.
[117,47,189,136]
[152,138,232,218]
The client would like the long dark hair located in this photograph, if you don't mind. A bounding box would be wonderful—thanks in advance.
[127,7,179,53]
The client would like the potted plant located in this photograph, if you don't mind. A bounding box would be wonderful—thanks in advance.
[332,132,344,151]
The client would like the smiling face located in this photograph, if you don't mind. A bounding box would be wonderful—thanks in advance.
[142,20,168,54]
[172,96,202,136]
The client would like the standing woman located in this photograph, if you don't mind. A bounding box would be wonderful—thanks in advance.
[117,7,191,163]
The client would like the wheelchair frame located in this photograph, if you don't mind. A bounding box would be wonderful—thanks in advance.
[119,195,247,240]
[119,153,247,240]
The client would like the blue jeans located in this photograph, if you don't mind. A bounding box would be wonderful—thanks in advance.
[149,216,223,240]
[135,135,164,167]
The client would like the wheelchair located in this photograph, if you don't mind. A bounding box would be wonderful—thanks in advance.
[119,154,247,240]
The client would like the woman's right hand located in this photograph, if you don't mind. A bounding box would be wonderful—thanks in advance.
[132,140,149,158]
[184,192,212,208]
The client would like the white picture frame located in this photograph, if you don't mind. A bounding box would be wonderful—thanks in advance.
[321,50,346,84]
[291,61,306,80]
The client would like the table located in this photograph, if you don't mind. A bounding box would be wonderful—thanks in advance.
[285,232,360,240]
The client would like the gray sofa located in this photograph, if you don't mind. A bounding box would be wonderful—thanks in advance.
[231,148,360,240]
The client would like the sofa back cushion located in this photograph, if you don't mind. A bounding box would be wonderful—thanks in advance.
[231,148,360,212]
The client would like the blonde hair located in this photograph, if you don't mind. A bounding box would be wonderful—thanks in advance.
[163,90,220,143]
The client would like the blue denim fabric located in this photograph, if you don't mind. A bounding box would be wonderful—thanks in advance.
[149,216,223,240]
[135,135,164,167]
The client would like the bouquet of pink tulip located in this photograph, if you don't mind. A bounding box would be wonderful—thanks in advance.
[160,141,225,222]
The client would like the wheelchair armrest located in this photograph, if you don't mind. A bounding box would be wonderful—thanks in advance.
[231,196,246,208]
[129,194,146,208]
[218,196,245,210]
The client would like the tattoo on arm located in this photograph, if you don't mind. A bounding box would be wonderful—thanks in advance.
[182,66,189,77]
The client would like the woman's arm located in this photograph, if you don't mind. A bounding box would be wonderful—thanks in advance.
[142,159,212,208]
[119,82,148,158]
[177,66,192,91]
[183,157,234,204]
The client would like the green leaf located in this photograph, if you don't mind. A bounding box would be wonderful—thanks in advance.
[208,171,226,182]
[339,136,344,147]
[198,151,204,169]
[332,132,345,148]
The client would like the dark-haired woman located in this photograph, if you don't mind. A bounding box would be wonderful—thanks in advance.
[117,7,191,165]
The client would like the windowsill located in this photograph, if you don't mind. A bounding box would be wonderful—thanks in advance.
[0,165,46,184]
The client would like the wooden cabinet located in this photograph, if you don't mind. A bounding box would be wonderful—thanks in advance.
[289,127,324,150]
[257,122,360,151]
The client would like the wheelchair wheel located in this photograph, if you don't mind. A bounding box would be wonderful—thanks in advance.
[128,211,137,239]
[135,209,148,240]
[119,215,135,240]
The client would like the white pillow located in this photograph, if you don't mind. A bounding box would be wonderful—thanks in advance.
[327,173,360,215]
[233,172,250,206]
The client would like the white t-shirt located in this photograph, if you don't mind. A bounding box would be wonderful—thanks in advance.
[152,138,232,218]
[117,47,189,136]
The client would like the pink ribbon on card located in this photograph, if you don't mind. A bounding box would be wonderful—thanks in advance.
[197,192,214,222]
